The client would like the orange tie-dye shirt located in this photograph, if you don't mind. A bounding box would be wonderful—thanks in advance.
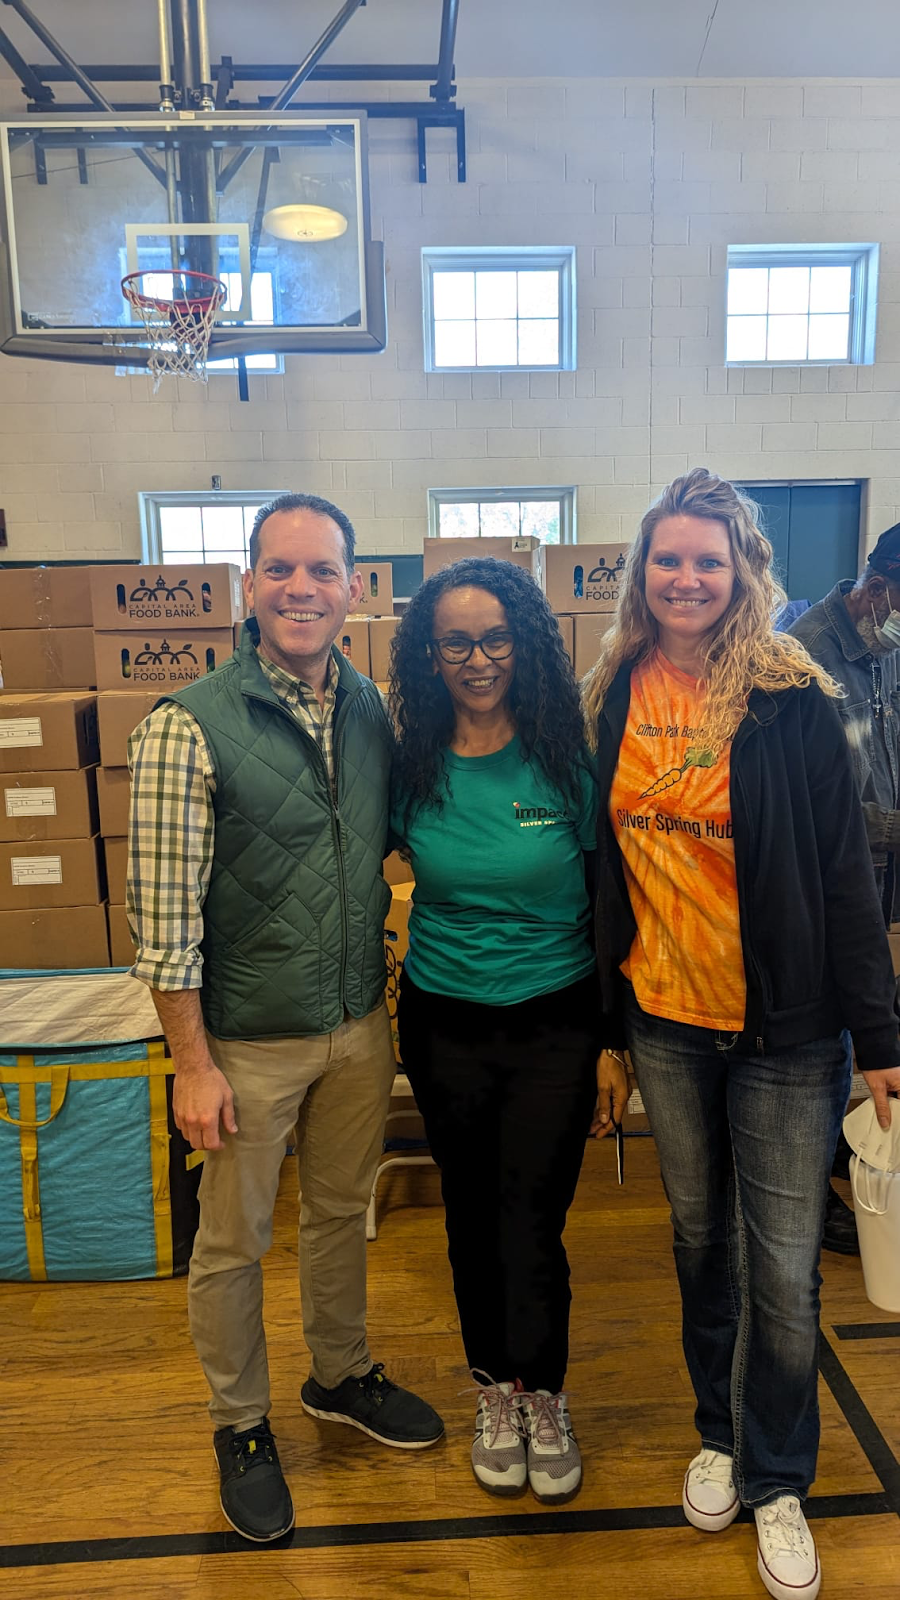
[609,650,747,1032]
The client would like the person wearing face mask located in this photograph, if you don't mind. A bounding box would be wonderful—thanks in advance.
[789,526,900,1253]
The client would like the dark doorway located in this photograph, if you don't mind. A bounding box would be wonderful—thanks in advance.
[736,482,862,603]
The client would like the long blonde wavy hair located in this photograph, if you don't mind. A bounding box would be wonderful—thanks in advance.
[583,467,840,751]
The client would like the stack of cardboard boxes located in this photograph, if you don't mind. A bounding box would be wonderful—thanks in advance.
[89,563,244,967]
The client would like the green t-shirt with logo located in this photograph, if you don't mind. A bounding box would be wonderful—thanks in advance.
[392,736,597,1006]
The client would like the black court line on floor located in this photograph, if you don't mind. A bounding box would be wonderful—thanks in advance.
[0,1492,893,1570]
[819,1330,900,1514]
[2,1336,896,1571]
[834,1322,900,1340]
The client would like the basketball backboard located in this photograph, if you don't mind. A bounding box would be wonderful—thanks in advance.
[0,111,386,360]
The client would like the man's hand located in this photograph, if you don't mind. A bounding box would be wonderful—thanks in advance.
[861,1066,900,1131]
[590,1049,631,1139]
[173,1058,238,1151]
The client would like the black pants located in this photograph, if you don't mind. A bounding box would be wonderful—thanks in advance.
[398,972,599,1393]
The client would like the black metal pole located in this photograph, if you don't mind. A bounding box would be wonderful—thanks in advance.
[30,61,440,84]
[217,0,367,191]
[431,0,459,103]
[0,21,52,101]
[169,0,215,272]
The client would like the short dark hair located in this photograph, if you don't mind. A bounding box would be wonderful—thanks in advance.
[249,492,356,574]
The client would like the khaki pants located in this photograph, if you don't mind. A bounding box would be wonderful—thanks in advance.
[188,1001,396,1431]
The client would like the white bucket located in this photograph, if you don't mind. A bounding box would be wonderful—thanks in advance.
[850,1154,900,1313]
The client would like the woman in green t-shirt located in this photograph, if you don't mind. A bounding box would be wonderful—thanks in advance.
[390,556,628,1504]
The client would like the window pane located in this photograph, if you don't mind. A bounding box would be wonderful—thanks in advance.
[727,267,769,316]
[807,313,850,360]
[434,319,476,367]
[520,501,562,544]
[203,549,245,565]
[201,505,245,546]
[480,501,522,538]
[809,265,852,314]
[768,267,810,315]
[476,319,518,366]
[157,550,200,566]
[766,314,809,361]
[517,270,559,318]
[159,506,203,552]
[439,502,480,537]
[726,315,767,362]
[518,319,560,366]
[432,271,475,320]
[475,271,517,319]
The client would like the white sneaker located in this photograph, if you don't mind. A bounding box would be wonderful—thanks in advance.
[520,1389,582,1504]
[682,1447,740,1532]
[471,1379,527,1496]
[755,1496,821,1600]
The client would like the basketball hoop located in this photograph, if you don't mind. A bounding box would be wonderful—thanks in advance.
[121,268,228,386]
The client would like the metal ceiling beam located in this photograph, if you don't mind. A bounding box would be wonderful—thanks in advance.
[31,61,444,83]
[431,0,459,103]
[0,20,52,100]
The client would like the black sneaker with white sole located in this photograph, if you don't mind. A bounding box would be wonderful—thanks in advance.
[213,1419,295,1542]
[300,1362,444,1449]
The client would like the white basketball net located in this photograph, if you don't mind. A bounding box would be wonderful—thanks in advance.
[122,271,228,387]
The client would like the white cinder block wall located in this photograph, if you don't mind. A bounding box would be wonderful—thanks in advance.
[1,75,900,561]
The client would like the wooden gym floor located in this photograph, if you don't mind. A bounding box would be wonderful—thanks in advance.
[2,1137,900,1600]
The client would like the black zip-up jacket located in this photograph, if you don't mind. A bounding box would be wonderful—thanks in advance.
[593,661,900,1074]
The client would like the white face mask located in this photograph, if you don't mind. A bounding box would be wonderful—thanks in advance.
[872,597,900,650]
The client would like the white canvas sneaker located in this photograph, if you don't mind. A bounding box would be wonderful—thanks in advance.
[755,1495,821,1600]
[682,1447,740,1532]
[471,1379,527,1496]
[520,1389,582,1504]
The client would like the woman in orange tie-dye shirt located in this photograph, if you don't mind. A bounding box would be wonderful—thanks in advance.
[584,468,900,1600]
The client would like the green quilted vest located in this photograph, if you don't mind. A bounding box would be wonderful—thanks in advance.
[161,624,393,1040]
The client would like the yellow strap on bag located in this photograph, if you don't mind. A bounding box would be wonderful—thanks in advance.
[147,1040,174,1278]
[0,1046,176,1282]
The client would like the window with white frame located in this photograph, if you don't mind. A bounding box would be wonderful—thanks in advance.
[422,248,576,372]
[428,487,574,544]
[141,491,287,567]
[725,245,878,365]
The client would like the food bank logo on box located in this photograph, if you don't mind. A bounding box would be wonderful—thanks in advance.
[120,639,217,683]
[573,553,627,604]
[117,574,213,621]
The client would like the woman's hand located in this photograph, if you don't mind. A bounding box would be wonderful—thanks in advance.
[861,1066,900,1131]
[590,1049,631,1138]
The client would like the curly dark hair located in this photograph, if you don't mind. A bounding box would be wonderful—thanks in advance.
[389,556,590,830]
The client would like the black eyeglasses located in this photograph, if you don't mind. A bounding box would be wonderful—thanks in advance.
[431,630,515,665]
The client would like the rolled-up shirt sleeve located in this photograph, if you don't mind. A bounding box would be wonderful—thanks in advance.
[126,702,216,991]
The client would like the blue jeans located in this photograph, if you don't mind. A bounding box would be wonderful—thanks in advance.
[624,990,852,1505]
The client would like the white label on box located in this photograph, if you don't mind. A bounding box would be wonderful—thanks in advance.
[5,787,57,818]
[0,717,43,748]
[11,854,62,886]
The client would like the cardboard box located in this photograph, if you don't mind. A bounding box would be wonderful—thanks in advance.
[336,619,370,677]
[555,614,574,666]
[369,616,399,682]
[384,850,414,887]
[384,881,413,1062]
[0,693,98,771]
[92,628,234,691]
[0,836,102,909]
[90,563,243,631]
[0,766,98,842]
[97,767,130,838]
[97,690,161,767]
[0,903,110,969]
[352,562,394,617]
[105,836,128,902]
[0,627,96,690]
[544,544,630,613]
[107,903,136,968]
[0,567,93,630]
[573,613,615,678]
[423,536,545,589]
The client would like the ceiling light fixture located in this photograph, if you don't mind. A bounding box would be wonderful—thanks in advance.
[262,204,348,242]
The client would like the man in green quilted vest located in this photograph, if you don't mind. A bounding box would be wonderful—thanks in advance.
[127,493,443,1543]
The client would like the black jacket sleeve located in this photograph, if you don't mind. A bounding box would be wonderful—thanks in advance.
[802,684,900,1074]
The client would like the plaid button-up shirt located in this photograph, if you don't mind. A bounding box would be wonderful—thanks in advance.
[126,647,338,991]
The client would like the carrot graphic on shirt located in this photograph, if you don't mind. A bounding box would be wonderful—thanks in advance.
[640,745,715,799]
